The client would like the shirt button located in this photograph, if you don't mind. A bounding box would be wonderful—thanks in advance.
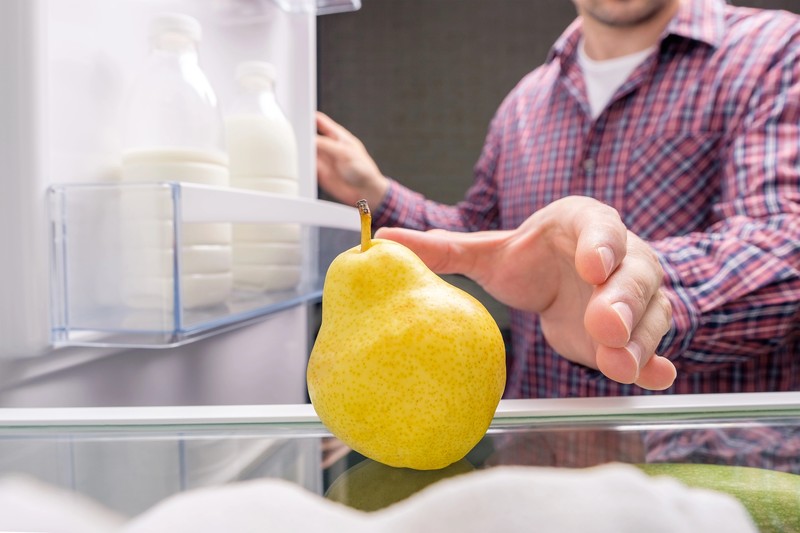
[583,159,596,173]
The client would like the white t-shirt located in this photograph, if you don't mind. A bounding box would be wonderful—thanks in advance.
[577,40,656,119]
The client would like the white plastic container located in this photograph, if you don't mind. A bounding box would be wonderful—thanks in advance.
[120,13,232,311]
[226,61,301,292]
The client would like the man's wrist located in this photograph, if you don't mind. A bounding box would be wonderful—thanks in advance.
[363,176,389,210]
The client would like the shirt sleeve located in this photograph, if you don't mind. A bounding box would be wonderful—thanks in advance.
[371,111,504,233]
[653,37,800,365]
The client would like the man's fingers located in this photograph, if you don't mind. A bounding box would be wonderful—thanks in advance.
[519,197,627,285]
[595,345,640,384]
[595,348,676,390]
[522,197,626,286]
[376,197,677,392]
[572,203,627,286]
[316,134,350,160]
[635,355,677,390]
[375,227,505,278]
[375,227,466,274]
[316,111,357,144]
[585,243,667,348]
[594,289,673,385]
[316,111,340,138]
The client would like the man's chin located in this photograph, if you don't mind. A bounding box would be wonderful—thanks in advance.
[577,0,676,28]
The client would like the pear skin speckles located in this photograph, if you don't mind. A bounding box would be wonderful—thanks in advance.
[307,239,506,471]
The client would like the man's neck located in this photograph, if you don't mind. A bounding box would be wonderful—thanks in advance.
[580,1,681,60]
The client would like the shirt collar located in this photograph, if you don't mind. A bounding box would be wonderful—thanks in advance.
[546,0,726,64]
[666,0,726,47]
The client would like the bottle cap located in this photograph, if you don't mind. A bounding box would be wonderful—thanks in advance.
[149,13,202,45]
[235,61,278,84]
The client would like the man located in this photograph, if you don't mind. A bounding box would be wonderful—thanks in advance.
[316,0,800,399]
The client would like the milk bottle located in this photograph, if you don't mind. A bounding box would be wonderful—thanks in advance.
[226,61,302,292]
[120,13,232,312]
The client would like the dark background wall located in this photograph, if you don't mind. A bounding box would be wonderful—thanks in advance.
[317,0,799,328]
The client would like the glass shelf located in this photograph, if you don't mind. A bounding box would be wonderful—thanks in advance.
[48,182,359,348]
[0,393,797,521]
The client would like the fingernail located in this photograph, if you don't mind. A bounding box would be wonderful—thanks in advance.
[611,302,633,338]
[625,341,642,364]
[598,246,615,278]
[625,341,642,380]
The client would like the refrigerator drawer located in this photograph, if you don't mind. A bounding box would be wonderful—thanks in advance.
[49,181,358,348]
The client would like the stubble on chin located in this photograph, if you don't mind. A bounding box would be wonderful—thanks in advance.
[576,0,676,28]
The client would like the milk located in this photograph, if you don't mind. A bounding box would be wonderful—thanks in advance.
[226,62,302,293]
[120,147,232,311]
[119,15,231,314]
[226,115,297,179]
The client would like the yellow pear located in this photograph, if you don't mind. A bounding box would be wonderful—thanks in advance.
[307,200,506,471]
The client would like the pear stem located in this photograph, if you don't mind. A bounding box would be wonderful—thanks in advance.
[357,199,373,252]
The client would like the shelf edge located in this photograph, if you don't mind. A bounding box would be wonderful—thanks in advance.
[179,183,360,231]
[1,393,798,428]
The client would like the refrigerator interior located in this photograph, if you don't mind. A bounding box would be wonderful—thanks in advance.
[0,2,798,527]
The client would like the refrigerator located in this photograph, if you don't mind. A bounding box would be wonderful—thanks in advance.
[0,0,361,408]
[0,3,798,526]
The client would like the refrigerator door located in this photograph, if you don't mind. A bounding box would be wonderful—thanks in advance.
[0,0,359,406]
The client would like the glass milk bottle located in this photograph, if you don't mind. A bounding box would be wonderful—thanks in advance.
[120,13,232,313]
[226,61,302,292]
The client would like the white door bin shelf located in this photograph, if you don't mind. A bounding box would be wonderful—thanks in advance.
[48,182,359,348]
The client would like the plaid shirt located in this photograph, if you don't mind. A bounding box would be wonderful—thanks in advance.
[374,0,800,398]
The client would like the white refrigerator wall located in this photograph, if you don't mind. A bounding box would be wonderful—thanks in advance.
[0,0,320,405]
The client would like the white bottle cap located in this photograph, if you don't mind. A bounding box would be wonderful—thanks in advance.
[149,13,203,45]
[235,61,277,84]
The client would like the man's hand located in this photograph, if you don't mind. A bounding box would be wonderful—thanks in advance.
[316,112,389,208]
[375,196,676,390]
